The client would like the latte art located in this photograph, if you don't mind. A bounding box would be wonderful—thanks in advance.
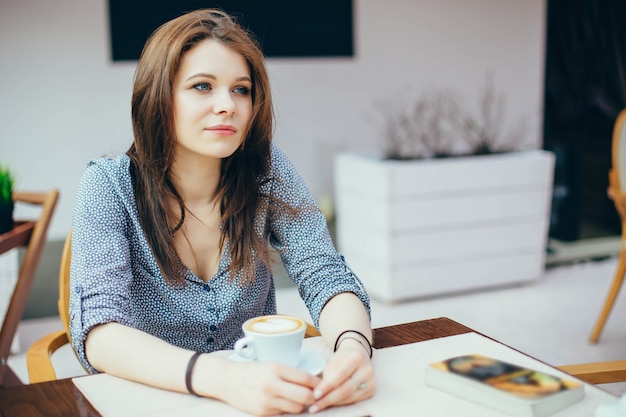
[245,315,305,334]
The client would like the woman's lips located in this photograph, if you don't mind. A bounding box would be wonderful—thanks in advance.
[206,124,237,135]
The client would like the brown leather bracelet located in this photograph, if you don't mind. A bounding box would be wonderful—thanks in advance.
[185,351,203,396]
[333,330,373,358]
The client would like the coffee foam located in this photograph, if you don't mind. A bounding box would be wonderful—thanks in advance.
[245,316,304,334]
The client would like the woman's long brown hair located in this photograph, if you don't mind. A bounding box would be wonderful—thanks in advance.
[127,9,274,286]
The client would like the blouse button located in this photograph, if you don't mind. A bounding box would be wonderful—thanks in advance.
[209,325,217,331]
[207,337,214,344]
[203,285,211,292]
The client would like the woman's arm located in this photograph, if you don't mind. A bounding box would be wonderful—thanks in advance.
[310,292,375,413]
[266,146,371,326]
[318,292,372,350]
[86,322,206,393]
[86,322,321,416]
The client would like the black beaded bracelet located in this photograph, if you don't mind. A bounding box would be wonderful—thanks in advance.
[333,330,373,358]
[185,351,203,397]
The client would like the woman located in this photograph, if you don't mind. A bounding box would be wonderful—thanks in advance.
[69,8,374,416]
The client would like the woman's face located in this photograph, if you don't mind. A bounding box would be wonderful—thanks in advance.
[172,39,253,161]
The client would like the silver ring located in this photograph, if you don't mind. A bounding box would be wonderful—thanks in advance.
[357,381,367,390]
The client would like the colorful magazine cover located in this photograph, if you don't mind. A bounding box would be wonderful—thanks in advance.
[429,354,582,399]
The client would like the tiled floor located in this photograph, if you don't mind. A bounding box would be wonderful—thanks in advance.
[9,256,626,396]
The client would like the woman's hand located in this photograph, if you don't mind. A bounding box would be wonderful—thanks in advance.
[210,359,321,416]
[308,339,375,413]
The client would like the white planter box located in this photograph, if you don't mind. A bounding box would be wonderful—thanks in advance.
[334,150,555,302]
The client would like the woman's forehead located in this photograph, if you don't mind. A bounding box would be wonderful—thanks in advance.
[177,39,250,80]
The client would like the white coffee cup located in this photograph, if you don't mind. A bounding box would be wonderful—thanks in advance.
[233,315,306,367]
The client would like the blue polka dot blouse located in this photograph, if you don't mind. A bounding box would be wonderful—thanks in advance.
[69,144,370,373]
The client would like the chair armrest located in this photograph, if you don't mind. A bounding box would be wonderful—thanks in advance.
[558,360,626,384]
[26,330,69,383]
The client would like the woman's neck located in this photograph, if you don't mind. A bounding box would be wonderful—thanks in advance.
[170,154,221,205]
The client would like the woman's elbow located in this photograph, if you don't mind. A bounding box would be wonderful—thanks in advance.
[84,322,121,371]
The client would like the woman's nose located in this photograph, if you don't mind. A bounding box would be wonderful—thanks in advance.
[213,89,235,114]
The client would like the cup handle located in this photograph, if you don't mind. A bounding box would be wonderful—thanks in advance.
[234,336,257,360]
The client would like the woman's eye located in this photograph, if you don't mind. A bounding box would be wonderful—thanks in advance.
[193,83,211,91]
[233,86,250,95]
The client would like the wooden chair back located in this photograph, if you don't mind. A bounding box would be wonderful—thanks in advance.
[0,189,59,387]
[27,231,72,383]
[612,108,626,195]
[588,107,626,343]
[607,109,626,222]
[559,110,626,378]
[58,231,71,335]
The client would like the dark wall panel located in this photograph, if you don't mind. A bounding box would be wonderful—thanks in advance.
[108,0,354,61]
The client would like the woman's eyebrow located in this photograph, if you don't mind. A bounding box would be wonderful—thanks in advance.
[185,73,251,83]
[185,73,216,82]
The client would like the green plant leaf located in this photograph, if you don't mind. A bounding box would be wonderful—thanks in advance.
[0,164,15,206]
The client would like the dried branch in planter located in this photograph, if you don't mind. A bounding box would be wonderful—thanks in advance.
[458,76,530,155]
[413,91,466,158]
[374,90,466,160]
[373,77,531,160]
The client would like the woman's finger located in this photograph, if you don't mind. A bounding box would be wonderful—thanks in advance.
[313,351,360,399]
[221,361,319,415]
[309,349,375,413]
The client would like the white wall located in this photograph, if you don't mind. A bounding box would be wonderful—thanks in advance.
[0,0,545,240]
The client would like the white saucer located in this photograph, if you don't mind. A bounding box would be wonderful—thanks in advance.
[227,348,326,375]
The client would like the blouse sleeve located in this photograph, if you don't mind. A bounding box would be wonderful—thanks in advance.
[266,145,371,327]
[69,160,136,373]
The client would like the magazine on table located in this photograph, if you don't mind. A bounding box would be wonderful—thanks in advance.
[425,353,585,417]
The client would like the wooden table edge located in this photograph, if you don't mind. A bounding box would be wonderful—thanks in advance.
[373,316,473,349]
